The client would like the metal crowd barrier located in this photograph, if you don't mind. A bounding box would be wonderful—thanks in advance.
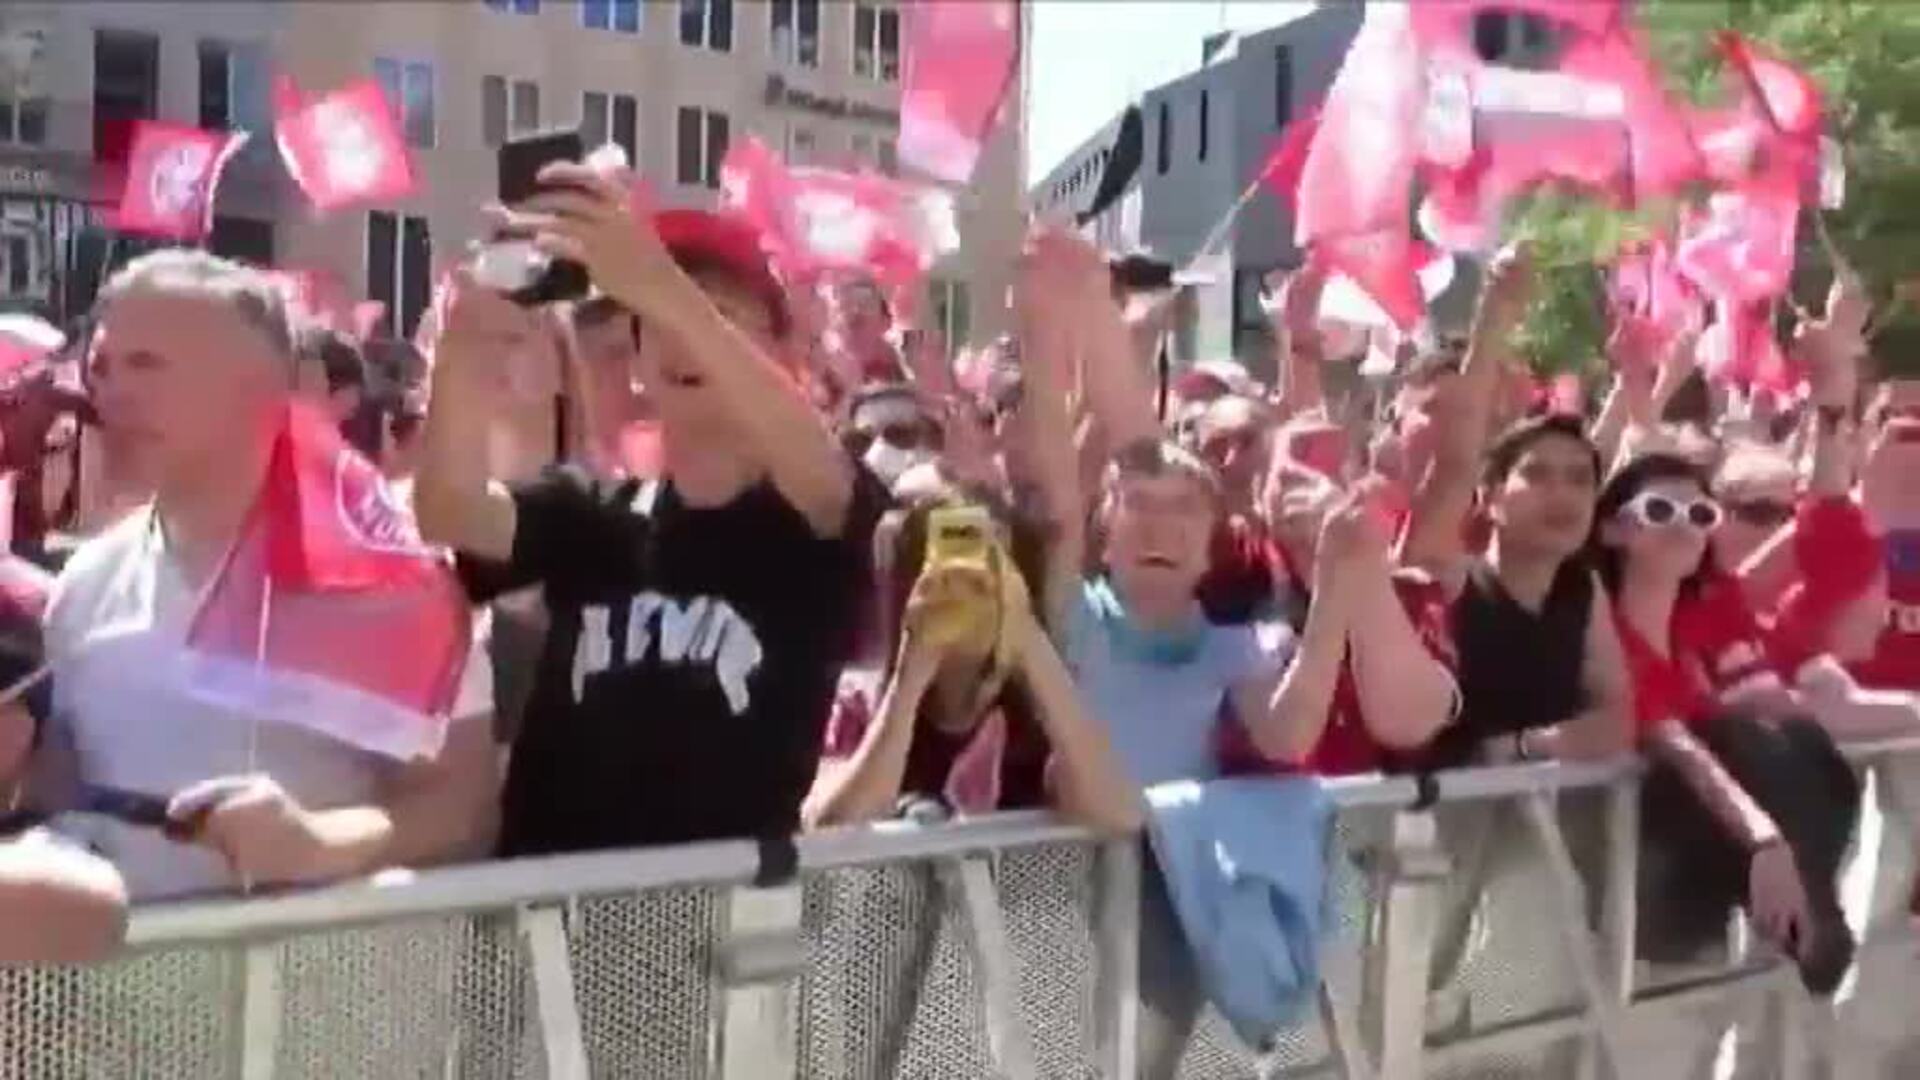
[4,736,1918,1079]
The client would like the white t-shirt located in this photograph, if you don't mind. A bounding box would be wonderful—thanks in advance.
[43,508,493,900]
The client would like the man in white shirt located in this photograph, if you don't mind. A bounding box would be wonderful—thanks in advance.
[38,250,497,901]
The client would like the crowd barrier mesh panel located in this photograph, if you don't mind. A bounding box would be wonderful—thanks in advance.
[797,841,1103,1080]
[569,885,722,1080]
[0,947,237,1080]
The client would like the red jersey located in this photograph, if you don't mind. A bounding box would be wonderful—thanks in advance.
[1618,574,1780,740]
[1854,530,1920,691]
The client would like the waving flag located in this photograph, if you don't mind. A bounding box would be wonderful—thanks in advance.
[1295,4,1429,328]
[274,77,417,212]
[721,136,958,289]
[110,121,249,241]
[1257,110,1321,211]
[1720,32,1822,140]
[186,403,469,760]
[898,0,1020,185]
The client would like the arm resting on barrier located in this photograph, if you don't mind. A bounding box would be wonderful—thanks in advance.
[803,653,937,830]
[0,834,127,965]
[175,712,500,887]
[1348,569,1459,751]
[1017,616,1142,835]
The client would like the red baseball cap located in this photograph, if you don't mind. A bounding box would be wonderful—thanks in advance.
[653,209,791,338]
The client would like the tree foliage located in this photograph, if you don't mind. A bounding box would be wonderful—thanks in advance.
[1513,0,1920,377]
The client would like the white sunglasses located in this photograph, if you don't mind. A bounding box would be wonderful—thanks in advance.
[1620,491,1724,531]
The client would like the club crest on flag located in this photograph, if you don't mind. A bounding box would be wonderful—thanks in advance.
[309,98,382,193]
[333,450,430,557]
[149,142,216,219]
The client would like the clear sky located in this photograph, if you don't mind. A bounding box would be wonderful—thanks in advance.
[1024,0,1318,186]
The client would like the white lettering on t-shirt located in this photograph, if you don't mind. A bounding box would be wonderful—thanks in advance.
[572,593,765,716]
[573,606,612,701]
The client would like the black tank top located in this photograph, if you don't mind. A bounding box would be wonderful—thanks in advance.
[1420,558,1594,768]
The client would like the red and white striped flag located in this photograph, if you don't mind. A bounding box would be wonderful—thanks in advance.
[110,121,249,242]
[185,403,470,760]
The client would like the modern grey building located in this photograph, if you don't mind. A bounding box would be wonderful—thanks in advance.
[1032,2,1364,379]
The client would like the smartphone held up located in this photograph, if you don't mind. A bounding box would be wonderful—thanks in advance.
[473,129,629,306]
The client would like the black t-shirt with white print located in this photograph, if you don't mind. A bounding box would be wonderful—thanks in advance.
[460,461,886,856]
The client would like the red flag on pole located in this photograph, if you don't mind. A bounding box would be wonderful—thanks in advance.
[898,0,1020,185]
[1719,32,1823,140]
[185,403,470,760]
[110,121,249,242]
[1257,109,1321,211]
[274,77,417,212]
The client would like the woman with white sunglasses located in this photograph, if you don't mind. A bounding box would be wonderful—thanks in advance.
[1591,452,1860,996]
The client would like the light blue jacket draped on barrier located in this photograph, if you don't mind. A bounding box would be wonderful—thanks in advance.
[1144,775,1333,1046]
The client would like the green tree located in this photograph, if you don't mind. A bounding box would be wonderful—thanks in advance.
[1513,0,1920,377]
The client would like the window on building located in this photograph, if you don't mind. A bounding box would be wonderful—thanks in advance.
[770,0,820,68]
[208,216,275,265]
[1198,89,1210,162]
[1156,99,1171,175]
[583,91,639,166]
[853,4,900,81]
[482,76,506,146]
[854,5,876,79]
[1274,45,1292,127]
[878,6,900,82]
[680,0,734,52]
[93,29,159,163]
[0,96,49,147]
[582,0,640,33]
[512,80,540,135]
[367,211,433,339]
[676,106,729,188]
[481,77,539,145]
[786,125,816,165]
[930,278,972,350]
[878,137,897,176]
[1,231,37,298]
[484,0,541,13]
[375,58,436,148]
[851,132,873,167]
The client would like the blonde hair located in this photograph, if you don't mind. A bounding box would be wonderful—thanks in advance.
[98,248,294,362]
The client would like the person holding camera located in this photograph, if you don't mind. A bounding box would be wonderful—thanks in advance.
[803,492,1138,832]
[418,162,887,855]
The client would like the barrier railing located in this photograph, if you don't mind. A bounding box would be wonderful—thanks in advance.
[3,736,1917,1079]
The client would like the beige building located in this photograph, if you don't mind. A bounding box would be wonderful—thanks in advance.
[0,0,1022,349]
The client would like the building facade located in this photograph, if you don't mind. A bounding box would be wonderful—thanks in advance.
[1031,3,1364,380]
[0,0,1021,349]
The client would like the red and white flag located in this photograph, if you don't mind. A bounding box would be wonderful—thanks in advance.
[186,403,470,760]
[274,77,417,212]
[898,0,1020,185]
[0,314,63,386]
[110,121,249,242]
[722,136,958,289]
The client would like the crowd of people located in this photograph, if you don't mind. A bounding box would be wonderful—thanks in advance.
[0,146,1916,1072]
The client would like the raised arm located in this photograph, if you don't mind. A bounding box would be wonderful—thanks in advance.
[414,273,547,561]
[506,164,854,537]
[1401,246,1533,580]
[1008,228,1100,631]
[1268,264,1330,420]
